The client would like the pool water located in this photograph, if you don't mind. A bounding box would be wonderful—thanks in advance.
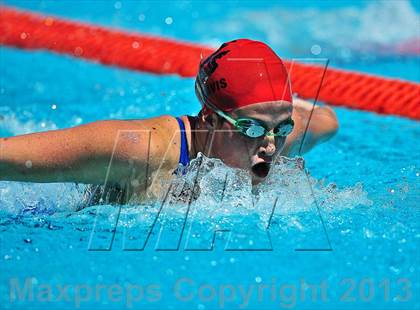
[1,1,419,309]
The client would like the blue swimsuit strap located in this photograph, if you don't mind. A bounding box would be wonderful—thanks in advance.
[175,117,190,167]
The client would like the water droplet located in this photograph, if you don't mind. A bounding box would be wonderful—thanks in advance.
[210,260,217,266]
[229,257,235,263]
[138,14,145,22]
[340,229,351,235]
[44,17,54,26]
[389,266,400,275]
[51,104,57,110]
[363,228,374,238]
[114,1,122,9]
[163,61,171,70]
[132,41,140,49]
[74,46,83,56]
[20,32,27,40]
[165,17,173,25]
[131,179,140,187]
[255,276,262,283]
[25,160,32,169]
[311,44,322,55]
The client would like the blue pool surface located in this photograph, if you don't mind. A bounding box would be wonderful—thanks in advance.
[0,1,419,309]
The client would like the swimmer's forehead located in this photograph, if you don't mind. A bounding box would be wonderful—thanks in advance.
[232,100,293,124]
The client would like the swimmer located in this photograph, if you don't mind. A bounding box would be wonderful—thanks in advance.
[0,39,338,204]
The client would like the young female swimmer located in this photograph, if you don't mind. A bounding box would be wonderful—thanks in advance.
[0,39,338,203]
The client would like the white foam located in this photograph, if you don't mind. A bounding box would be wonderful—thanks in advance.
[0,153,372,230]
[157,153,372,224]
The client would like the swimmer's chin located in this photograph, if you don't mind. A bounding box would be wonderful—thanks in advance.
[251,176,264,186]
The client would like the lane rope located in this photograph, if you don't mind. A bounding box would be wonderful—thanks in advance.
[1,5,419,120]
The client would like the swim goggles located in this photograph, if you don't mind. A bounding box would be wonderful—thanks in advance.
[195,78,294,138]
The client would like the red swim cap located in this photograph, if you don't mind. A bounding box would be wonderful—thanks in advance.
[195,39,292,116]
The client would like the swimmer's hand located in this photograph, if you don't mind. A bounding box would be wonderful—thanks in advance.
[0,120,160,186]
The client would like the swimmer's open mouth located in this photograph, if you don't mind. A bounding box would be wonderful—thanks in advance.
[251,162,271,178]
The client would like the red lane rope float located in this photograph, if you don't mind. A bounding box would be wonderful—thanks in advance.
[1,5,419,120]
[0,6,209,77]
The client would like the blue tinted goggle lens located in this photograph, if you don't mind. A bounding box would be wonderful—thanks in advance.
[273,120,294,136]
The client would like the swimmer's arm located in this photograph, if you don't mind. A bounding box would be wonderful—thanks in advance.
[282,98,338,156]
[0,121,150,186]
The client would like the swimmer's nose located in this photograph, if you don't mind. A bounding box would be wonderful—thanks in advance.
[258,136,276,157]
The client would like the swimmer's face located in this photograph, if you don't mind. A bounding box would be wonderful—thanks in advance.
[208,101,293,184]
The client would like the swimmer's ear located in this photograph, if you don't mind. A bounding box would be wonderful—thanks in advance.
[204,113,219,129]
[199,109,213,127]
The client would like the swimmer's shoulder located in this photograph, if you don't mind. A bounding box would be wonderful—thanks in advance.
[129,115,178,131]
[281,98,338,156]
[129,115,189,169]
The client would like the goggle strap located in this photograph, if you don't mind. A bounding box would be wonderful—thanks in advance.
[196,77,238,126]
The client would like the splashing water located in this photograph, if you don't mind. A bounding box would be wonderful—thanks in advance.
[0,153,372,237]
[164,154,372,226]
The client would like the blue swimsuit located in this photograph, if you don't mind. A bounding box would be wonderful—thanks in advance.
[175,117,190,174]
